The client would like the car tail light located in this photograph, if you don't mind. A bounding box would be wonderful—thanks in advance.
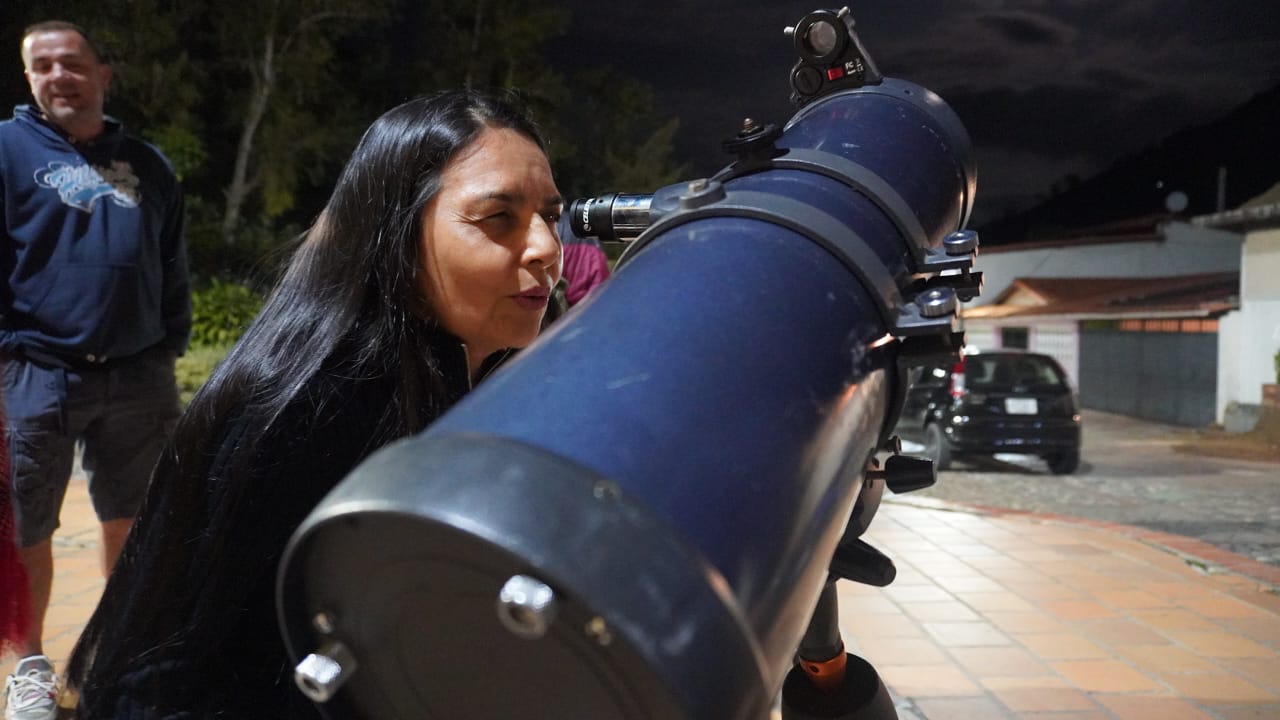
[949,359,966,399]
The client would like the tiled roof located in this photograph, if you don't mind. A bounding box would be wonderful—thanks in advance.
[1191,182,1280,231]
[962,271,1239,319]
[977,213,1165,254]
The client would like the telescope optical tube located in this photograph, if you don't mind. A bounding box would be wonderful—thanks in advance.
[278,77,976,719]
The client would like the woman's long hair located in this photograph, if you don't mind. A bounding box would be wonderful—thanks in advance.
[66,89,547,709]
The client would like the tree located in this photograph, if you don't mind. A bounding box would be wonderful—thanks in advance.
[0,0,689,279]
[549,68,689,198]
[212,0,390,245]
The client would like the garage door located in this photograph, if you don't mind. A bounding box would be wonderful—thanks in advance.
[1078,321,1218,427]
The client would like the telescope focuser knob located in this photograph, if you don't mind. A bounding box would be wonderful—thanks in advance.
[722,120,783,165]
[881,454,936,494]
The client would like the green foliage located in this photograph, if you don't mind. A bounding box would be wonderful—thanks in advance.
[548,69,687,197]
[0,1,685,270]
[605,117,688,192]
[144,123,207,181]
[175,343,232,407]
[1274,348,1280,384]
[190,278,264,348]
[185,196,297,282]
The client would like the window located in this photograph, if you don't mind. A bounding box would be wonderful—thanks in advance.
[1000,326,1029,349]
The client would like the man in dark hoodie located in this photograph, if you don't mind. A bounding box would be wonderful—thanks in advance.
[1,21,189,720]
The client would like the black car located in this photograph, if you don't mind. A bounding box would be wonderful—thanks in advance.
[896,351,1082,474]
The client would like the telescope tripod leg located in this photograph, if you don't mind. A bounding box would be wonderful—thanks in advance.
[780,580,898,720]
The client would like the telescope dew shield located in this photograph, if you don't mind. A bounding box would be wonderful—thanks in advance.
[278,77,975,719]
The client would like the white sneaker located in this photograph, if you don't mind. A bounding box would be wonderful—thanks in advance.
[4,655,58,720]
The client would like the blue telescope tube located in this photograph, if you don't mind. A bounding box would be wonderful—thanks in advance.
[278,78,975,720]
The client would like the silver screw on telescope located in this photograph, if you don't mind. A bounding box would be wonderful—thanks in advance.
[942,229,979,256]
[294,640,357,703]
[916,287,958,318]
[497,574,558,639]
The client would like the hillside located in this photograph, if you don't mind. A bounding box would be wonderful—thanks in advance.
[977,84,1280,246]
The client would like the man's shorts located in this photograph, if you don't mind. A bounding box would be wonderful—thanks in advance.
[3,345,181,547]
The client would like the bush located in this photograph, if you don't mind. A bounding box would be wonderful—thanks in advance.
[175,343,232,406]
[190,278,264,348]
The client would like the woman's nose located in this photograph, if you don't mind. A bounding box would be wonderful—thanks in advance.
[524,217,562,271]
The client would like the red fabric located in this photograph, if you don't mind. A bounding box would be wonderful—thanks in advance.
[0,375,30,655]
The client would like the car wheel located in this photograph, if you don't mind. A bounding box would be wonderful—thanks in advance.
[923,423,951,471]
[1047,449,1079,475]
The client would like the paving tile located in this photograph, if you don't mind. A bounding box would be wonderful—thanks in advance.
[1013,707,1116,712]
[952,591,1038,613]
[1210,705,1280,719]
[1051,659,1165,692]
[1175,594,1274,620]
[908,563,987,580]
[1003,581,1089,602]
[1112,644,1222,674]
[1164,630,1276,658]
[961,555,1029,571]
[947,647,1049,678]
[983,610,1071,635]
[1216,616,1280,645]
[848,636,949,666]
[986,686,1100,713]
[836,589,902,615]
[922,621,1012,647]
[1051,572,1134,592]
[947,544,1004,558]
[1015,633,1110,660]
[878,663,982,697]
[1095,694,1217,720]
[1145,580,1238,600]
[900,601,981,623]
[1161,674,1279,704]
[884,583,956,603]
[935,575,1008,593]
[1090,589,1176,609]
[1215,656,1280,692]
[1042,599,1121,620]
[912,695,1015,719]
[1130,608,1225,633]
[841,612,925,640]
[1072,618,1171,646]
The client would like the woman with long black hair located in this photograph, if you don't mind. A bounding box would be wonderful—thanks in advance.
[65,88,564,719]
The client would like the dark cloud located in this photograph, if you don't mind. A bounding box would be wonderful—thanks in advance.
[552,1,1280,222]
[976,12,1073,47]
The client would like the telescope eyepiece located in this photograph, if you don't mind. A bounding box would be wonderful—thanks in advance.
[568,193,653,242]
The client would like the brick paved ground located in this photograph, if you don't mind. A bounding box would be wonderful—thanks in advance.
[5,464,1279,718]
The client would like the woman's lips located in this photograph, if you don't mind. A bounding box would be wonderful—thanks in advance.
[513,288,550,311]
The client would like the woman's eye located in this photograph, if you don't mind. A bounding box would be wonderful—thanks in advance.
[544,211,562,224]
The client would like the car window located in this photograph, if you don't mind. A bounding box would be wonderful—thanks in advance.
[967,355,1065,389]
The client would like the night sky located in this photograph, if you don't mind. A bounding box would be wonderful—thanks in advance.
[549,1,1280,225]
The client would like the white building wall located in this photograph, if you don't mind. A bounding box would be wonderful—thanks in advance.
[971,222,1242,305]
[957,318,1080,387]
[1031,322,1080,388]
[1239,228,1280,403]
[957,320,997,354]
[1217,309,1246,422]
